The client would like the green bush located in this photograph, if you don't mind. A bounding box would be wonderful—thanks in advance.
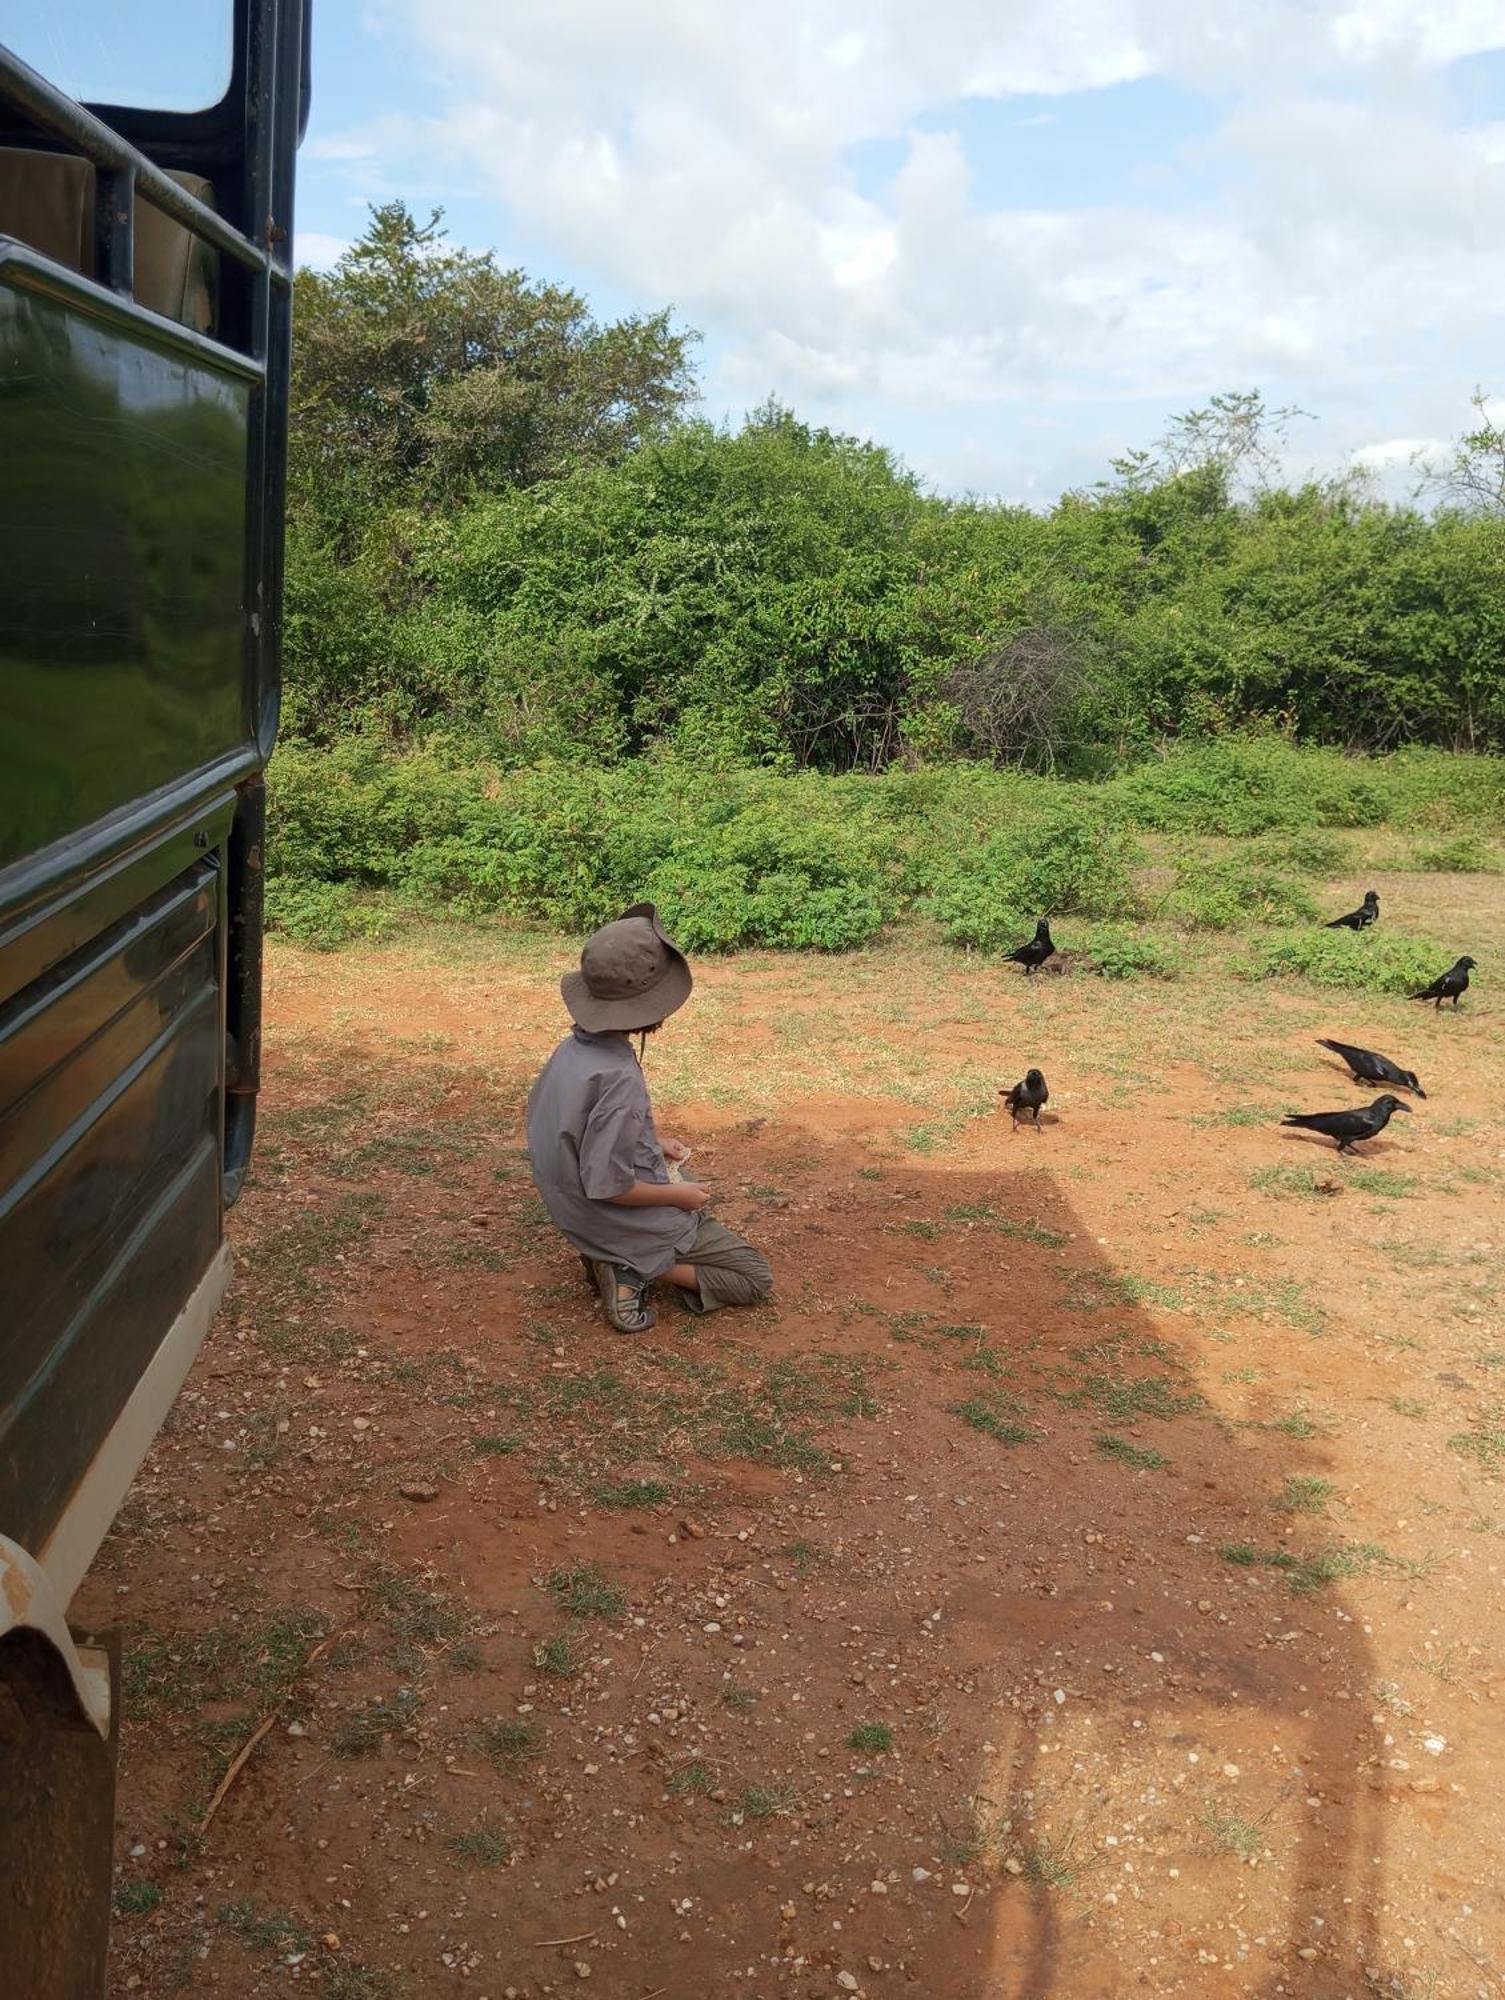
[1110,740,1391,835]
[1381,749,1505,830]
[265,878,403,950]
[261,740,1502,960]
[1240,928,1446,994]
[1077,923,1182,979]
[1252,829,1351,875]
[1163,848,1319,930]
[1410,834,1499,873]
[925,801,1142,952]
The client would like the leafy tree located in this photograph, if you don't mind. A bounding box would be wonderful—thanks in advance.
[290,203,698,530]
[1416,389,1505,515]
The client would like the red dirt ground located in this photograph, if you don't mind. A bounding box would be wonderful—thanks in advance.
[83,932,1505,2000]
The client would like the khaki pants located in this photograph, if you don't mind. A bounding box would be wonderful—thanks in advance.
[680,1214,773,1313]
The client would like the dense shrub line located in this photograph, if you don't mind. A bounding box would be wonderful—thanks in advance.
[266,738,1502,977]
[288,215,1505,771]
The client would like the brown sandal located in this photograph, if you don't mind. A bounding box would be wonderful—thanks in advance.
[585,1258,656,1334]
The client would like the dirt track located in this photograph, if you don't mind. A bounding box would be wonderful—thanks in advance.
[88,917,1505,1998]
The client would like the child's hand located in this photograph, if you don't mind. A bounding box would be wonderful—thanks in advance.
[661,1136,691,1163]
[677,1182,710,1212]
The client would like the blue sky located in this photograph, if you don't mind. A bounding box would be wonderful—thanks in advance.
[11,0,1505,501]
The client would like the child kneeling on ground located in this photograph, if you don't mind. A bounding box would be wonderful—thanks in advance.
[526,902,773,1335]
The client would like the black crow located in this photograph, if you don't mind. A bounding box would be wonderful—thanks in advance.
[1410,956,1475,1009]
[1001,1068,1049,1128]
[1280,1094,1411,1154]
[1006,919,1056,975]
[1315,1038,1426,1098]
[1325,890,1379,931]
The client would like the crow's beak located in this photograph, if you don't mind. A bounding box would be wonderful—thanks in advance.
[1412,1084,1427,1100]
[1393,1101,1412,1113]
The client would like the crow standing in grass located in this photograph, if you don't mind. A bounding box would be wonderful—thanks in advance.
[1325,890,1379,931]
[1006,919,1055,975]
[1001,1068,1049,1128]
[1410,956,1475,1009]
[1279,1094,1411,1154]
[1315,1038,1426,1098]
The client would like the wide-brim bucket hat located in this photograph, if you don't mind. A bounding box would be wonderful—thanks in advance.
[561,901,693,1032]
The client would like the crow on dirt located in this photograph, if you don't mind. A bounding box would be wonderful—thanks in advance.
[1325,890,1379,931]
[1410,956,1475,1009]
[1001,1068,1049,1129]
[1006,919,1056,975]
[1279,1094,1411,1154]
[1315,1038,1426,1098]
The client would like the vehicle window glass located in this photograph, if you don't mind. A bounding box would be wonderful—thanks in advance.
[0,2,233,114]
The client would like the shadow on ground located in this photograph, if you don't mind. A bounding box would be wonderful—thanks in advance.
[92,1037,1397,2000]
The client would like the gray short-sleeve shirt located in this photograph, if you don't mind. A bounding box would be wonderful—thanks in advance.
[526,1028,698,1279]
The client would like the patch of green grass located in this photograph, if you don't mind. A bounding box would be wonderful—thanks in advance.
[1242,928,1447,997]
[1015,1833,1079,1889]
[1227,1274,1327,1336]
[1249,1164,1340,1201]
[1067,1374,1203,1424]
[934,1321,987,1343]
[323,1964,398,2000]
[666,1759,715,1796]
[1449,1420,1505,1470]
[1351,1168,1421,1199]
[736,1782,798,1821]
[1192,1103,1283,1129]
[1410,833,1499,873]
[1260,1408,1329,1440]
[958,1344,1010,1376]
[219,1900,312,1954]
[1406,1646,1462,1684]
[122,1606,331,1724]
[329,1688,421,1758]
[1390,1396,1429,1420]
[250,1191,387,1349]
[950,1394,1037,1446]
[1095,1434,1166,1470]
[533,1632,581,1678]
[847,1722,894,1755]
[902,1217,941,1240]
[942,1204,1067,1247]
[590,1478,672,1509]
[1200,1804,1273,1862]
[1279,1475,1333,1515]
[476,1717,539,1766]
[712,1399,825,1470]
[448,1819,511,1867]
[472,1433,521,1457]
[1113,1273,1188,1312]
[365,1564,480,1669]
[720,1682,758,1711]
[545,1563,626,1620]
[113,1880,161,1917]
[783,1538,824,1571]
[1220,1541,1404,1593]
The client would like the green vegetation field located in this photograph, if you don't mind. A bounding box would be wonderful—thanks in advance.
[269,736,1503,999]
[274,207,1505,976]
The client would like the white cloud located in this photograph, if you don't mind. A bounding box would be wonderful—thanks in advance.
[328,0,1505,494]
[1352,436,1446,468]
[296,230,353,271]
